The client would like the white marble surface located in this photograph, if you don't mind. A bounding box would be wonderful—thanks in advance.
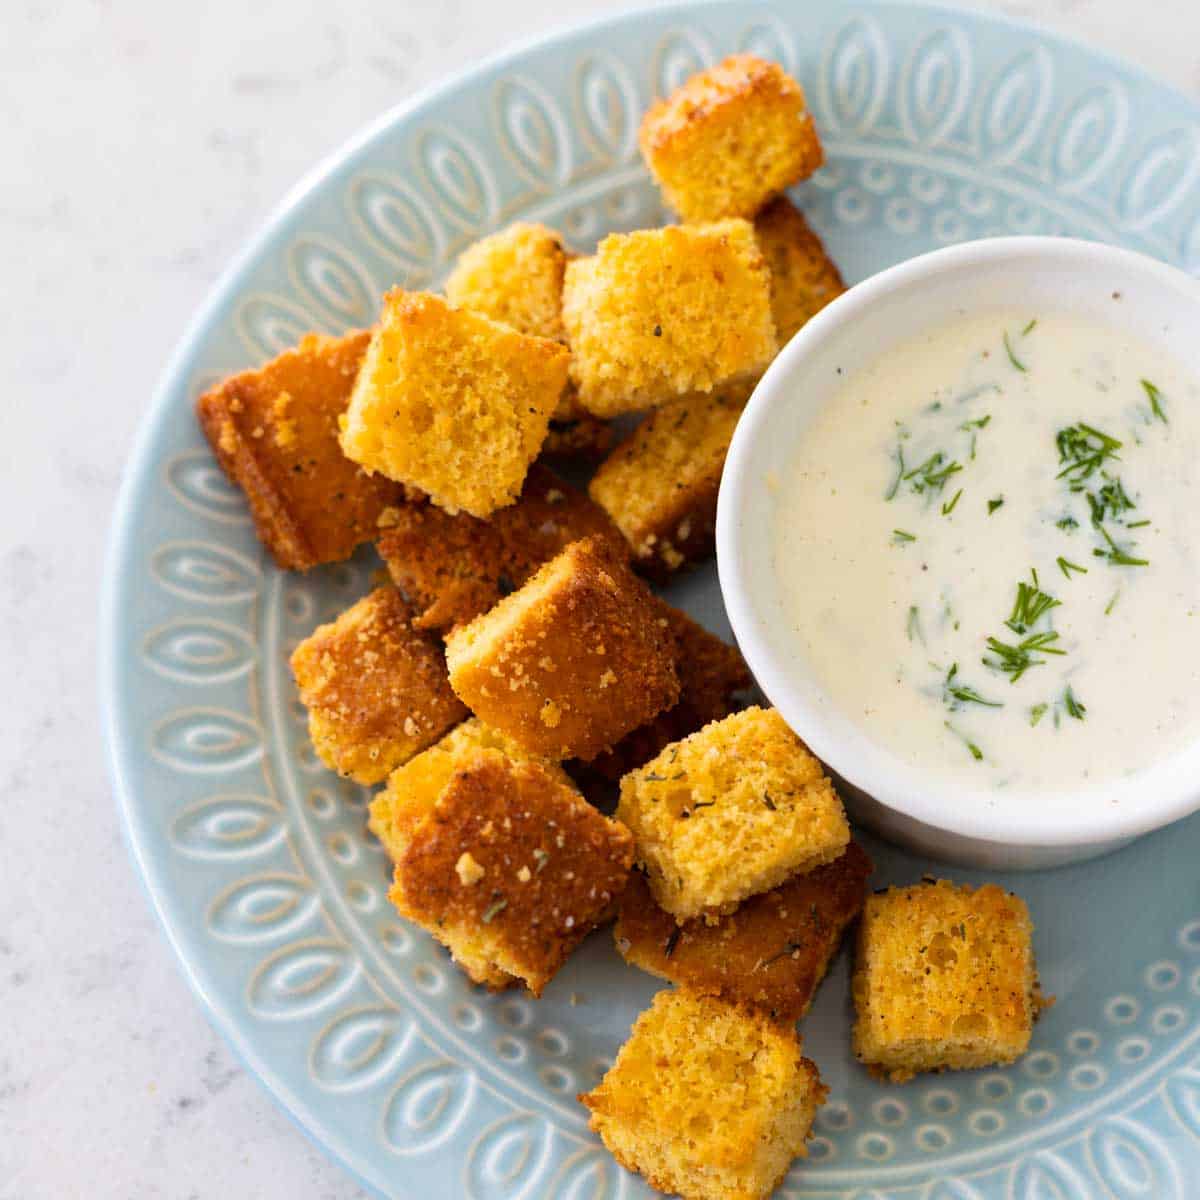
[2,1,1198,1196]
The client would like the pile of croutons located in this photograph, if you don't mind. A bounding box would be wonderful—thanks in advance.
[197,53,1046,1200]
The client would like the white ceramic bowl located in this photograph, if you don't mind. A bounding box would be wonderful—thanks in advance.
[718,236,1200,870]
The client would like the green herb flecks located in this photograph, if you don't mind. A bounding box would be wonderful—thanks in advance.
[892,529,917,545]
[942,488,963,516]
[1104,590,1120,616]
[944,720,985,762]
[1004,330,1028,373]
[1063,685,1087,720]
[906,605,924,645]
[481,897,508,924]
[984,570,1066,683]
[884,444,906,501]
[1029,702,1049,727]
[943,663,1003,712]
[1142,378,1168,424]
[988,497,1004,515]
[1005,568,1061,635]
[1056,423,1123,488]
[1087,476,1136,526]
[1056,514,1079,530]
[1057,555,1088,579]
[1093,524,1149,567]
[903,451,964,497]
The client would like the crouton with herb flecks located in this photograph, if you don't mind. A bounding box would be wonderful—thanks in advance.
[852,879,1045,1082]
[339,291,568,517]
[289,587,466,785]
[580,988,825,1200]
[377,464,625,633]
[561,221,776,416]
[444,536,679,760]
[196,330,404,570]
[616,706,850,922]
[639,54,824,222]
[389,748,634,995]
[588,387,747,579]
[616,842,872,1020]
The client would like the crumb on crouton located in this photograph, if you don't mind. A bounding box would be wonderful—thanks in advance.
[289,587,466,784]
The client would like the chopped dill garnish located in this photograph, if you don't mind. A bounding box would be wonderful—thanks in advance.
[533,848,549,873]
[960,415,992,431]
[903,451,964,496]
[1022,318,1038,336]
[1057,555,1088,579]
[1093,524,1149,567]
[1056,423,1123,487]
[1142,378,1168,423]
[943,663,1003,711]
[1104,590,1120,616]
[1029,703,1049,727]
[1056,514,1079,530]
[884,444,905,501]
[1063,685,1087,720]
[1003,330,1028,372]
[942,488,963,516]
[1087,476,1136,525]
[984,571,1066,682]
[892,529,917,544]
[988,497,1004,514]
[481,897,508,923]
[1005,568,1061,634]
[906,605,924,645]
[944,720,984,761]
[1126,519,1150,529]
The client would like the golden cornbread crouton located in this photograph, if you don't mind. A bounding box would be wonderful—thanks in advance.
[588,387,747,579]
[377,464,625,633]
[445,536,679,760]
[367,718,572,862]
[561,221,776,416]
[196,331,404,571]
[389,748,634,995]
[755,196,845,344]
[616,706,850,922]
[852,879,1043,1082]
[616,842,872,1020]
[580,988,825,1200]
[289,587,466,785]
[590,602,751,781]
[639,54,824,222]
[339,291,568,517]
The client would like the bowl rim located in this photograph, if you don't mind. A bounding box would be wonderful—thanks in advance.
[717,234,1200,850]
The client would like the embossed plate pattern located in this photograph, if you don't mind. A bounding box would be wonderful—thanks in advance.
[102,3,1200,1196]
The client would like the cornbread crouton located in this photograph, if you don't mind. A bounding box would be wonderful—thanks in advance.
[852,879,1043,1082]
[196,331,404,570]
[389,748,634,995]
[755,196,845,343]
[368,718,572,862]
[445,536,679,760]
[588,387,747,579]
[639,54,824,222]
[561,221,776,416]
[616,706,850,922]
[339,291,568,517]
[616,842,872,1020]
[377,464,625,632]
[590,602,751,781]
[444,221,585,423]
[289,587,466,785]
[580,988,825,1200]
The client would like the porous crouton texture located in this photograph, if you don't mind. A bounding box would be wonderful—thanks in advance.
[561,221,776,416]
[754,196,846,344]
[588,387,747,579]
[196,330,404,570]
[444,221,583,421]
[289,588,466,785]
[377,464,625,633]
[616,842,872,1020]
[590,602,751,781]
[339,291,568,517]
[368,718,572,862]
[445,536,679,760]
[852,879,1043,1082]
[389,749,634,995]
[580,988,825,1200]
[639,54,824,222]
[616,706,850,922]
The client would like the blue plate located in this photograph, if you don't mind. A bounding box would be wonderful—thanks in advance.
[102,3,1200,1196]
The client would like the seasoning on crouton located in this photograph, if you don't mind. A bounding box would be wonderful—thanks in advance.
[561,221,776,417]
[588,387,747,579]
[377,464,625,633]
[540,415,615,463]
[580,988,825,1200]
[368,717,573,862]
[590,602,751,781]
[195,331,404,571]
[616,842,872,1020]
[639,54,824,222]
[755,196,845,344]
[389,748,634,995]
[289,587,466,785]
[445,536,679,760]
[616,706,850,922]
[852,879,1045,1083]
[339,291,568,517]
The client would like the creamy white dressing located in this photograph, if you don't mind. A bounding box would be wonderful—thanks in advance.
[773,310,1200,792]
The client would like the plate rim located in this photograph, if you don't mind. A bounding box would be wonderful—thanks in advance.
[98,2,1200,1196]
